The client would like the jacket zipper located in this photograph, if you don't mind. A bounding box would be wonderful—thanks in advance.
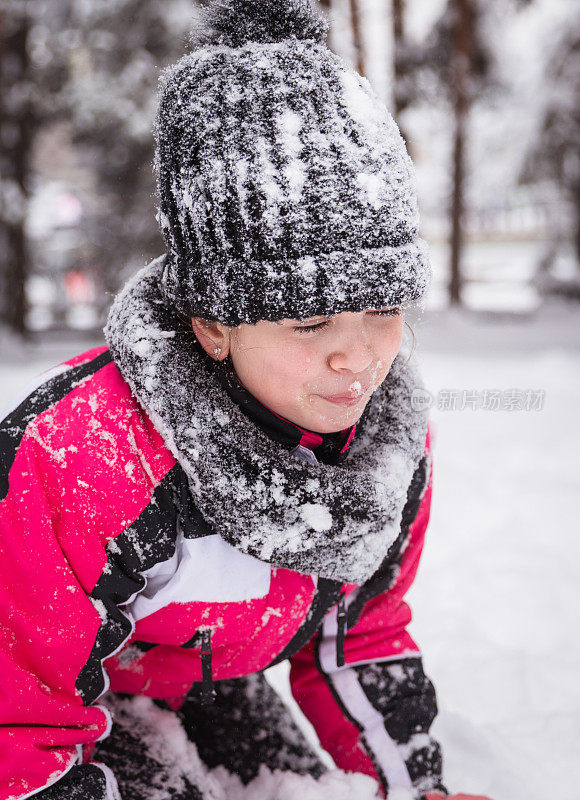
[336,591,347,668]
[200,628,215,705]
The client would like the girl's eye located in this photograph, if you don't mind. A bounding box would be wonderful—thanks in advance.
[372,307,401,317]
[294,308,401,333]
[294,320,331,334]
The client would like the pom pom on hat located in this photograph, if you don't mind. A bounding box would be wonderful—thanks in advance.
[191,0,328,49]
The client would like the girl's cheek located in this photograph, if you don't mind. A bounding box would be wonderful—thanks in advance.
[376,325,402,357]
[300,345,322,377]
[371,360,384,388]
[281,339,318,376]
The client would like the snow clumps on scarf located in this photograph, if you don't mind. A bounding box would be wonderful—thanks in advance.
[105,258,429,585]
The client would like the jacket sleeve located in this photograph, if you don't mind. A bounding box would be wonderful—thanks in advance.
[289,427,448,799]
[0,355,160,800]
[0,440,124,799]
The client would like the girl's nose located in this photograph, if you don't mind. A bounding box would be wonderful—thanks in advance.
[327,335,374,375]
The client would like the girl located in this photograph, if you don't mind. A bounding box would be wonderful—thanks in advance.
[0,1,491,798]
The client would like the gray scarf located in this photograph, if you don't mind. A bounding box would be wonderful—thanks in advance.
[105,256,429,584]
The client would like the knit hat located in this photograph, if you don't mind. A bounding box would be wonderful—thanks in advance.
[154,0,431,326]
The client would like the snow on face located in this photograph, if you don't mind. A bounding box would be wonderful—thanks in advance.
[219,308,404,434]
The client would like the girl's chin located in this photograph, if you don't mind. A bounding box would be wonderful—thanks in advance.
[296,400,366,433]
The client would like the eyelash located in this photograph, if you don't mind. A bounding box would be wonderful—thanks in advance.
[294,308,401,334]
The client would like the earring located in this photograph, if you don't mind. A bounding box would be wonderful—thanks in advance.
[213,346,222,356]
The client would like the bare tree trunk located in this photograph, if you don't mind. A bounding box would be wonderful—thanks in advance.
[349,0,365,77]
[449,0,474,307]
[450,111,465,306]
[575,180,580,271]
[0,8,31,336]
[391,0,410,147]
[392,0,404,116]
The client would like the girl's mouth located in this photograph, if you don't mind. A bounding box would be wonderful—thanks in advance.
[320,392,366,406]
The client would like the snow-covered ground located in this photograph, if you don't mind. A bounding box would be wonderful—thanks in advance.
[1,297,578,800]
[407,302,580,800]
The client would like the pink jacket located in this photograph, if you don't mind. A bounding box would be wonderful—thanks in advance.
[0,346,444,799]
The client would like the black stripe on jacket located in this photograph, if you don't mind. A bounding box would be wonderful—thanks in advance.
[0,350,112,502]
[76,463,210,703]
[346,453,430,628]
[312,628,390,792]
[30,764,110,800]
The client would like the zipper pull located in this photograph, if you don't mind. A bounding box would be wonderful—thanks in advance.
[336,593,347,668]
[200,629,215,706]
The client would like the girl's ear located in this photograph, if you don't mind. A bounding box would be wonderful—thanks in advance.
[191,317,231,361]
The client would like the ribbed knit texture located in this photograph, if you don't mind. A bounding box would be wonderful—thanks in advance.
[153,0,431,324]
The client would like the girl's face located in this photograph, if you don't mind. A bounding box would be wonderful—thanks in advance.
[194,308,404,434]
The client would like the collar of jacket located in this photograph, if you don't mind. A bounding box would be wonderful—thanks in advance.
[105,256,429,584]
[209,353,355,466]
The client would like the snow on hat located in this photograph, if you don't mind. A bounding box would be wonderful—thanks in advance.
[154,0,431,325]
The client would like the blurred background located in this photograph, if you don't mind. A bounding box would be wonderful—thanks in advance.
[0,0,578,337]
[0,1,578,798]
